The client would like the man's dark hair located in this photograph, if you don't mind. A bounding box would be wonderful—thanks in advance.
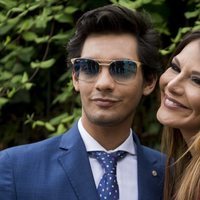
[67,4,162,81]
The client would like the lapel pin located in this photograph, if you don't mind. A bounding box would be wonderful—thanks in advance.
[152,170,157,177]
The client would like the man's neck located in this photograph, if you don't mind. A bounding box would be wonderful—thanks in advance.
[81,119,131,150]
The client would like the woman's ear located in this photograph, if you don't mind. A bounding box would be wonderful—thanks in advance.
[143,75,158,96]
[72,71,80,92]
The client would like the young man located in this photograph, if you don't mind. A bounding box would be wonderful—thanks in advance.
[0,5,165,200]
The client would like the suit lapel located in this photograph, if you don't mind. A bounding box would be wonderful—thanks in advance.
[58,123,99,200]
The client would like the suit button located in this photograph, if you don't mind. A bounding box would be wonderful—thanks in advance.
[152,170,157,176]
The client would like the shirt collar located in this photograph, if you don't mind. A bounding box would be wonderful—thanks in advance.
[78,118,136,155]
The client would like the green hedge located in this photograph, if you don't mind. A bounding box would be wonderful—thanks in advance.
[0,0,199,150]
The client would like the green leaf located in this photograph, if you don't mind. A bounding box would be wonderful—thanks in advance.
[45,122,55,131]
[22,32,37,41]
[18,19,34,33]
[0,13,7,23]
[28,4,41,12]
[0,0,17,9]
[0,71,12,81]
[7,87,16,98]
[56,123,66,134]
[35,8,52,28]
[35,35,49,44]
[32,120,45,128]
[11,75,22,84]
[61,115,74,124]
[7,6,25,16]
[50,32,71,43]
[17,47,34,62]
[0,97,9,108]
[24,113,34,124]
[51,5,64,12]
[50,123,66,137]
[185,10,200,19]
[24,83,33,90]
[1,51,16,63]
[160,43,176,55]
[3,35,11,46]
[52,85,74,104]
[31,58,56,69]
[21,72,29,83]
[193,25,200,31]
[180,27,192,34]
[54,13,73,23]
[0,25,11,35]
[64,6,78,14]
[39,58,56,68]
[49,113,69,125]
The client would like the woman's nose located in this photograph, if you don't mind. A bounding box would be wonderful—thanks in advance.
[166,74,184,95]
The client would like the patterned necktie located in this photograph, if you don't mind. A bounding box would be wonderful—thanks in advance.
[90,151,127,200]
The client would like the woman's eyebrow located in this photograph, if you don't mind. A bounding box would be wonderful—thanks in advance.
[172,57,180,66]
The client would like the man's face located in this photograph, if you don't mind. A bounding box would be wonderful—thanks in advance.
[72,33,156,130]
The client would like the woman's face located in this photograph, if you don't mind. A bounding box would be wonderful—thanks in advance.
[157,39,200,139]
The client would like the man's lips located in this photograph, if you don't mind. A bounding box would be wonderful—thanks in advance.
[92,98,120,107]
[163,95,188,109]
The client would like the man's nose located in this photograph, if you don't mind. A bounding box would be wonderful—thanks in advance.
[95,67,115,91]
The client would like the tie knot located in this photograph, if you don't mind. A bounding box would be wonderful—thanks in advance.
[90,151,127,174]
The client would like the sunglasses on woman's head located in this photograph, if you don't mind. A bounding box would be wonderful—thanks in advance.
[71,58,142,84]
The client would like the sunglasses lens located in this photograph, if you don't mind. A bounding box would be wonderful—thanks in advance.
[73,58,99,80]
[110,60,137,81]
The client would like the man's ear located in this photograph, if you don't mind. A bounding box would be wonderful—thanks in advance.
[72,71,80,92]
[143,75,157,96]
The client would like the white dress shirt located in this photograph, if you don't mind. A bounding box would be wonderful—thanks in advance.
[78,119,138,200]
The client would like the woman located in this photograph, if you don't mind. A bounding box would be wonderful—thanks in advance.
[157,30,200,200]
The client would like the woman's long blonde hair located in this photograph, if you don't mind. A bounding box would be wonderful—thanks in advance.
[161,30,200,200]
[162,128,200,200]
[175,132,200,200]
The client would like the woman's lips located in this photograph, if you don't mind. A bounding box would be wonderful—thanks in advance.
[163,95,188,109]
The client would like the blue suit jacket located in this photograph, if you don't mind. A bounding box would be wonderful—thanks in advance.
[0,122,165,200]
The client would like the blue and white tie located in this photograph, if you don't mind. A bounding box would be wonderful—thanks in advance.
[90,151,127,200]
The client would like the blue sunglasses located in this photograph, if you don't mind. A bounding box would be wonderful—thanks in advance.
[71,58,142,84]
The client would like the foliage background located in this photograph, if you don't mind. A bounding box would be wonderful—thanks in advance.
[0,0,199,150]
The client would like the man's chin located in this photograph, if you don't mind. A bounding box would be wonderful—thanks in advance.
[90,117,122,127]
